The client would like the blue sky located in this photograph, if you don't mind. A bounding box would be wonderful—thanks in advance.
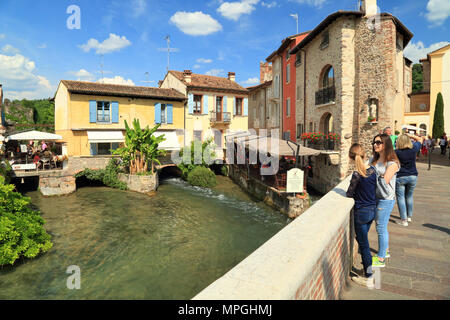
[0,0,449,100]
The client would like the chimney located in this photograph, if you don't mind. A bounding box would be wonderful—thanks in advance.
[360,0,378,17]
[183,70,192,83]
[260,62,273,83]
[228,72,236,82]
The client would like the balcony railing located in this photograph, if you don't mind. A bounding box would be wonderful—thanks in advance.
[315,86,336,105]
[210,112,231,124]
[307,139,338,151]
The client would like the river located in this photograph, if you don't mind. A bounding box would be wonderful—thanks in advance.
[0,176,290,300]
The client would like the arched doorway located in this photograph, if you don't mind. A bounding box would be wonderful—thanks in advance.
[320,112,334,135]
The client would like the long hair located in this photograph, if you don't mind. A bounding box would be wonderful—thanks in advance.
[396,134,413,150]
[349,143,368,178]
[371,133,399,165]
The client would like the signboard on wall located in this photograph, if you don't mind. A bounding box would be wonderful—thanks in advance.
[286,168,304,193]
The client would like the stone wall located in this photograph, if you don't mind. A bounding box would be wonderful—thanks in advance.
[229,165,310,219]
[39,174,76,197]
[192,176,356,300]
[66,156,112,175]
[118,173,159,194]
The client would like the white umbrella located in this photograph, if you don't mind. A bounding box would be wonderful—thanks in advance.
[6,130,63,142]
[402,125,427,133]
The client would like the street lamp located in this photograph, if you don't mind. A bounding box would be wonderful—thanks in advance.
[290,14,299,34]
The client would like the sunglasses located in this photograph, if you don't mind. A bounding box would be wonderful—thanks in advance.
[373,141,384,146]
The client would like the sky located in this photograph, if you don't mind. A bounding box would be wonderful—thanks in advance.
[0,0,449,100]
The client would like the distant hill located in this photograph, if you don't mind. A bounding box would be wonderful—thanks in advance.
[3,99,55,134]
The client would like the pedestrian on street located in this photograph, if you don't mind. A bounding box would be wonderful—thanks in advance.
[395,133,425,227]
[346,143,377,289]
[439,133,448,156]
[371,134,400,268]
[383,127,398,150]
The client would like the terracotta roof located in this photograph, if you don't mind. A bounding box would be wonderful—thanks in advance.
[60,80,186,101]
[247,80,273,92]
[291,11,413,54]
[168,71,248,94]
[266,31,311,61]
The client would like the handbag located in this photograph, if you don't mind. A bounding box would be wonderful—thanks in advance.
[374,166,395,199]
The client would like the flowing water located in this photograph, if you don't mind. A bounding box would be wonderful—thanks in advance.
[0,176,290,300]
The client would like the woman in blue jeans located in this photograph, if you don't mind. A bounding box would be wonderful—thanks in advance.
[346,144,377,289]
[371,134,400,268]
[395,133,425,226]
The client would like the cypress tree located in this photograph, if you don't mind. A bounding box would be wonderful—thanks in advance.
[432,92,445,139]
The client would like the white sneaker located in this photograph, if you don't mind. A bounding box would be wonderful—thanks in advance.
[351,275,374,289]
[396,220,408,226]
[407,218,412,223]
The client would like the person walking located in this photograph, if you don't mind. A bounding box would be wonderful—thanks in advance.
[395,133,425,226]
[439,133,448,156]
[371,134,400,268]
[346,144,377,289]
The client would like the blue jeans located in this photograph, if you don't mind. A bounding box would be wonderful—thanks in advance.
[354,205,376,277]
[396,175,418,221]
[375,199,395,259]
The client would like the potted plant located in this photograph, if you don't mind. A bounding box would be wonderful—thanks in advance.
[368,116,377,123]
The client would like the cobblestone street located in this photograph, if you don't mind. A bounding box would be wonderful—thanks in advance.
[342,150,450,300]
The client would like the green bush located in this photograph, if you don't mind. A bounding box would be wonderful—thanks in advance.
[75,159,127,190]
[0,176,53,266]
[187,167,217,188]
[220,165,229,176]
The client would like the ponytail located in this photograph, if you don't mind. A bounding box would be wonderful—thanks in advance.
[349,143,368,178]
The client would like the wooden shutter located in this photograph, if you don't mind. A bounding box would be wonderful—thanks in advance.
[155,103,162,124]
[203,95,209,115]
[167,104,173,124]
[89,101,97,123]
[243,98,248,116]
[111,101,119,123]
[188,94,194,114]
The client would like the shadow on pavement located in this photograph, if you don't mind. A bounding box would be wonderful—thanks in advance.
[422,223,450,235]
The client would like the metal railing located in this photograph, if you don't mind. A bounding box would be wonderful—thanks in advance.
[210,112,231,124]
[315,86,336,105]
[307,139,338,151]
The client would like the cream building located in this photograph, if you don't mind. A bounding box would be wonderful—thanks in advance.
[160,70,249,151]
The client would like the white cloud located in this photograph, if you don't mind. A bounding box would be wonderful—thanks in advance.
[98,76,135,86]
[38,43,47,49]
[2,44,20,54]
[80,33,132,55]
[0,53,54,99]
[261,1,277,8]
[288,0,326,8]
[242,77,260,85]
[69,69,96,81]
[217,0,260,21]
[197,58,213,63]
[170,11,223,36]
[404,41,450,63]
[193,64,201,69]
[205,69,225,76]
[425,0,450,26]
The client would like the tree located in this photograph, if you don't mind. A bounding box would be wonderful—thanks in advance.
[412,63,423,93]
[113,119,166,174]
[432,92,445,139]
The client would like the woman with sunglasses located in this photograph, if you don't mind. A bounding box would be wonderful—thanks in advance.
[371,134,400,268]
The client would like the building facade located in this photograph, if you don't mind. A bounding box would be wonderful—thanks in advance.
[160,70,249,149]
[55,80,186,157]
[290,1,413,193]
[248,80,272,134]
[407,44,450,136]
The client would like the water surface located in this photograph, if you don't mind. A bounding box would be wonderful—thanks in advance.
[0,176,289,300]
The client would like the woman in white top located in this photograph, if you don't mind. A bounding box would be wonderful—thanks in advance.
[371,133,400,268]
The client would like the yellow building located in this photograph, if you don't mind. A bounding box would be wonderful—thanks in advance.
[55,80,186,157]
[407,44,450,136]
[160,70,249,150]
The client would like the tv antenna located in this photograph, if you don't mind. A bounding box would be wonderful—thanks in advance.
[290,14,299,34]
[100,54,104,83]
[158,35,179,72]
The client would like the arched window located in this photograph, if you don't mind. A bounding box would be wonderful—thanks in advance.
[321,66,334,89]
[320,112,334,135]
[420,124,427,135]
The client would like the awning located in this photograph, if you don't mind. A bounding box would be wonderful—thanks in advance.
[6,130,62,141]
[245,137,322,157]
[87,131,124,143]
[402,125,427,133]
[153,131,181,151]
